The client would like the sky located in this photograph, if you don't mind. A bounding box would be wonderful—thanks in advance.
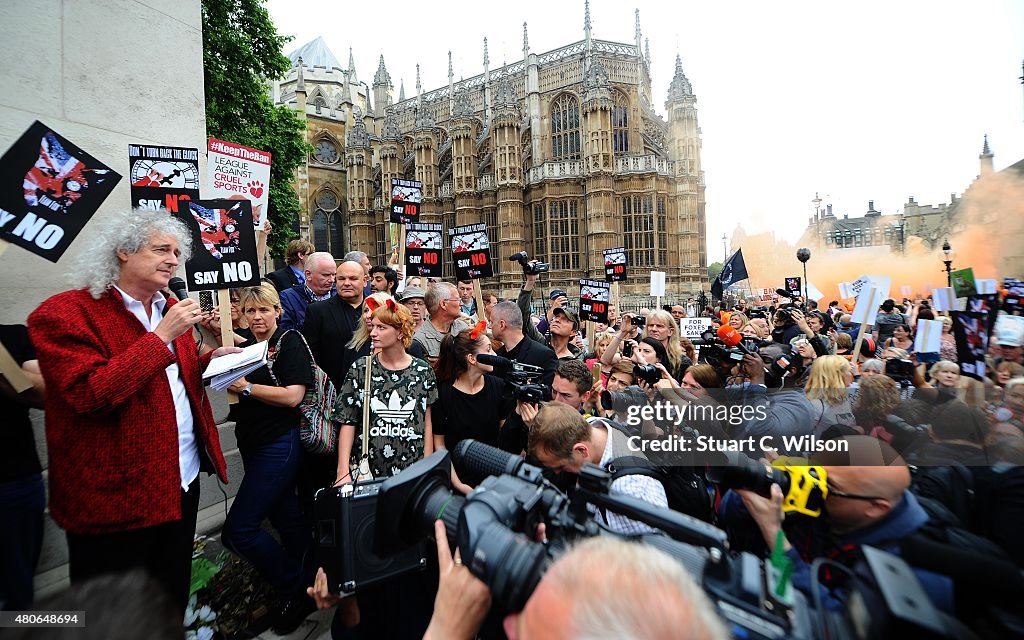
[266,0,1024,253]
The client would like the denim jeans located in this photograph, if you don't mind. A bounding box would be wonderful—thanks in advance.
[222,429,308,595]
[0,473,45,611]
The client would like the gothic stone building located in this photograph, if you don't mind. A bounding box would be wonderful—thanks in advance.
[271,11,708,297]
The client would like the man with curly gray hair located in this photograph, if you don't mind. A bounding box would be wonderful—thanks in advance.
[27,209,241,615]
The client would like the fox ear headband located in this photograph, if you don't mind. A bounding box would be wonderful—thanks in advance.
[365,297,398,313]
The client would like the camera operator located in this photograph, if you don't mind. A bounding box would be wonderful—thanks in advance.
[725,344,816,448]
[418,520,728,640]
[771,306,805,345]
[527,402,669,535]
[725,435,955,612]
[517,270,584,360]
[490,301,558,386]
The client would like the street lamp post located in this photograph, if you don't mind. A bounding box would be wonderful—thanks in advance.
[941,240,954,287]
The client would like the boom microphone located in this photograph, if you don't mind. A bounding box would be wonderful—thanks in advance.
[775,288,797,299]
[168,277,189,302]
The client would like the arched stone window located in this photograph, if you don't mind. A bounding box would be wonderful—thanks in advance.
[551,94,580,161]
[612,91,629,155]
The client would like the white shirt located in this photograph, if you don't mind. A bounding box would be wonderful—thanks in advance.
[593,422,668,536]
[114,286,200,490]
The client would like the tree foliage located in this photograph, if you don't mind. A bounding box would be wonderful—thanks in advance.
[201,0,310,259]
[707,261,723,281]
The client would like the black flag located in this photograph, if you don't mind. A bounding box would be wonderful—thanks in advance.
[711,248,748,299]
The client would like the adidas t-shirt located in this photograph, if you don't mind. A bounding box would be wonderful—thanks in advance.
[334,355,438,477]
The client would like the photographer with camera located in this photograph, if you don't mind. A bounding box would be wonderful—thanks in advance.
[771,306,806,345]
[600,312,644,367]
[527,402,669,535]
[725,435,955,613]
[724,344,817,447]
[515,267,584,361]
[421,520,728,640]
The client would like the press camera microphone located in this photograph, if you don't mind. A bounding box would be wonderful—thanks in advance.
[476,354,513,370]
[453,439,536,486]
[775,288,797,299]
[168,277,189,301]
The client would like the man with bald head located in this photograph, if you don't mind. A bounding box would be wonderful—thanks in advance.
[734,436,954,611]
[279,251,336,331]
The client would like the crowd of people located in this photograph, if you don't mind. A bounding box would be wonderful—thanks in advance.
[3,209,1023,638]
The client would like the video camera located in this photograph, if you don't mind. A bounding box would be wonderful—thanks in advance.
[508,250,549,276]
[706,451,827,517]
[633,363,661,386]
[884,358,916,387]
[359,441,961,639]
[476,354,552,403]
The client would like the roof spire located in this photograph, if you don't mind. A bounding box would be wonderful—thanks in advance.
[667,53,694,101]
[415,63,422,103]
[399,78,405,102]
[523,22,530,59]
[645,38,651,67]
[981,133,992,156]
[347,47,357,84]
[373,54,391,88]
[483,37,490,68]
[295,56,305,92]
[584,0,592,56]
[635,9,642,55]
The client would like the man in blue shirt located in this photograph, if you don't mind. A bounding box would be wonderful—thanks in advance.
[279,252,336,331]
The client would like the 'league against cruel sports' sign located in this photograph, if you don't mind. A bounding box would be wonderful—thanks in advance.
[579,279,611,323]
[0,121,121,261]
[206,138,271,231]
[405,223,443,278]
[173,199,261,290]
[604,246,627,282]
[128,144,200,214]
[449,223,493,280]
[390,178,423,224]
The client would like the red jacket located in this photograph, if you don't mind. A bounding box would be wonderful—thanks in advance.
[28,288,228,534]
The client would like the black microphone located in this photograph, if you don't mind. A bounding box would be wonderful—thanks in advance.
[453,439,526,485]
[168,276,190,301]
[775,288,797,299]
[475,354,513,370]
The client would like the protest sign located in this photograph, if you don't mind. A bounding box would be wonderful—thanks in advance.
[784,276,802,295]
[681,317,712,340]
[390,178,422,223]
[838,282,855,299]
[449,223,492,279]
[952,311,989,380]
[579,279,611,323]
[1003,279,1024,316]
[849,275,892,301]
[128,144,200,213]
[995,315,1024,348]
[174,199,261,291]
[0,121,121,261]
[932,287,956,312]
[975,278,997,295]
[206,138,271,230]
[913,319,943,354]
[603,246,627,282]
[805,281,824,302]
[405,222,443,278]
[950,268,977,298]
[851,285,885,327]
[650,271,666,297]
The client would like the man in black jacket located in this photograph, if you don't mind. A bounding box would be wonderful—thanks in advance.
[491,301,558,386]
[264,239,314,292]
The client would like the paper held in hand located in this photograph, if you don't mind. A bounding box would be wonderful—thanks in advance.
[202,341,268,391]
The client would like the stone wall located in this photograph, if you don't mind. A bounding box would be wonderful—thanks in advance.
[0,0,248,601]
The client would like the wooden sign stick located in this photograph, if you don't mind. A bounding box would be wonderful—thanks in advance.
[218,291,238,404]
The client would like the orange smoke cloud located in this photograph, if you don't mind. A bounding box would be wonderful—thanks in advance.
[730,168,1024,303]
